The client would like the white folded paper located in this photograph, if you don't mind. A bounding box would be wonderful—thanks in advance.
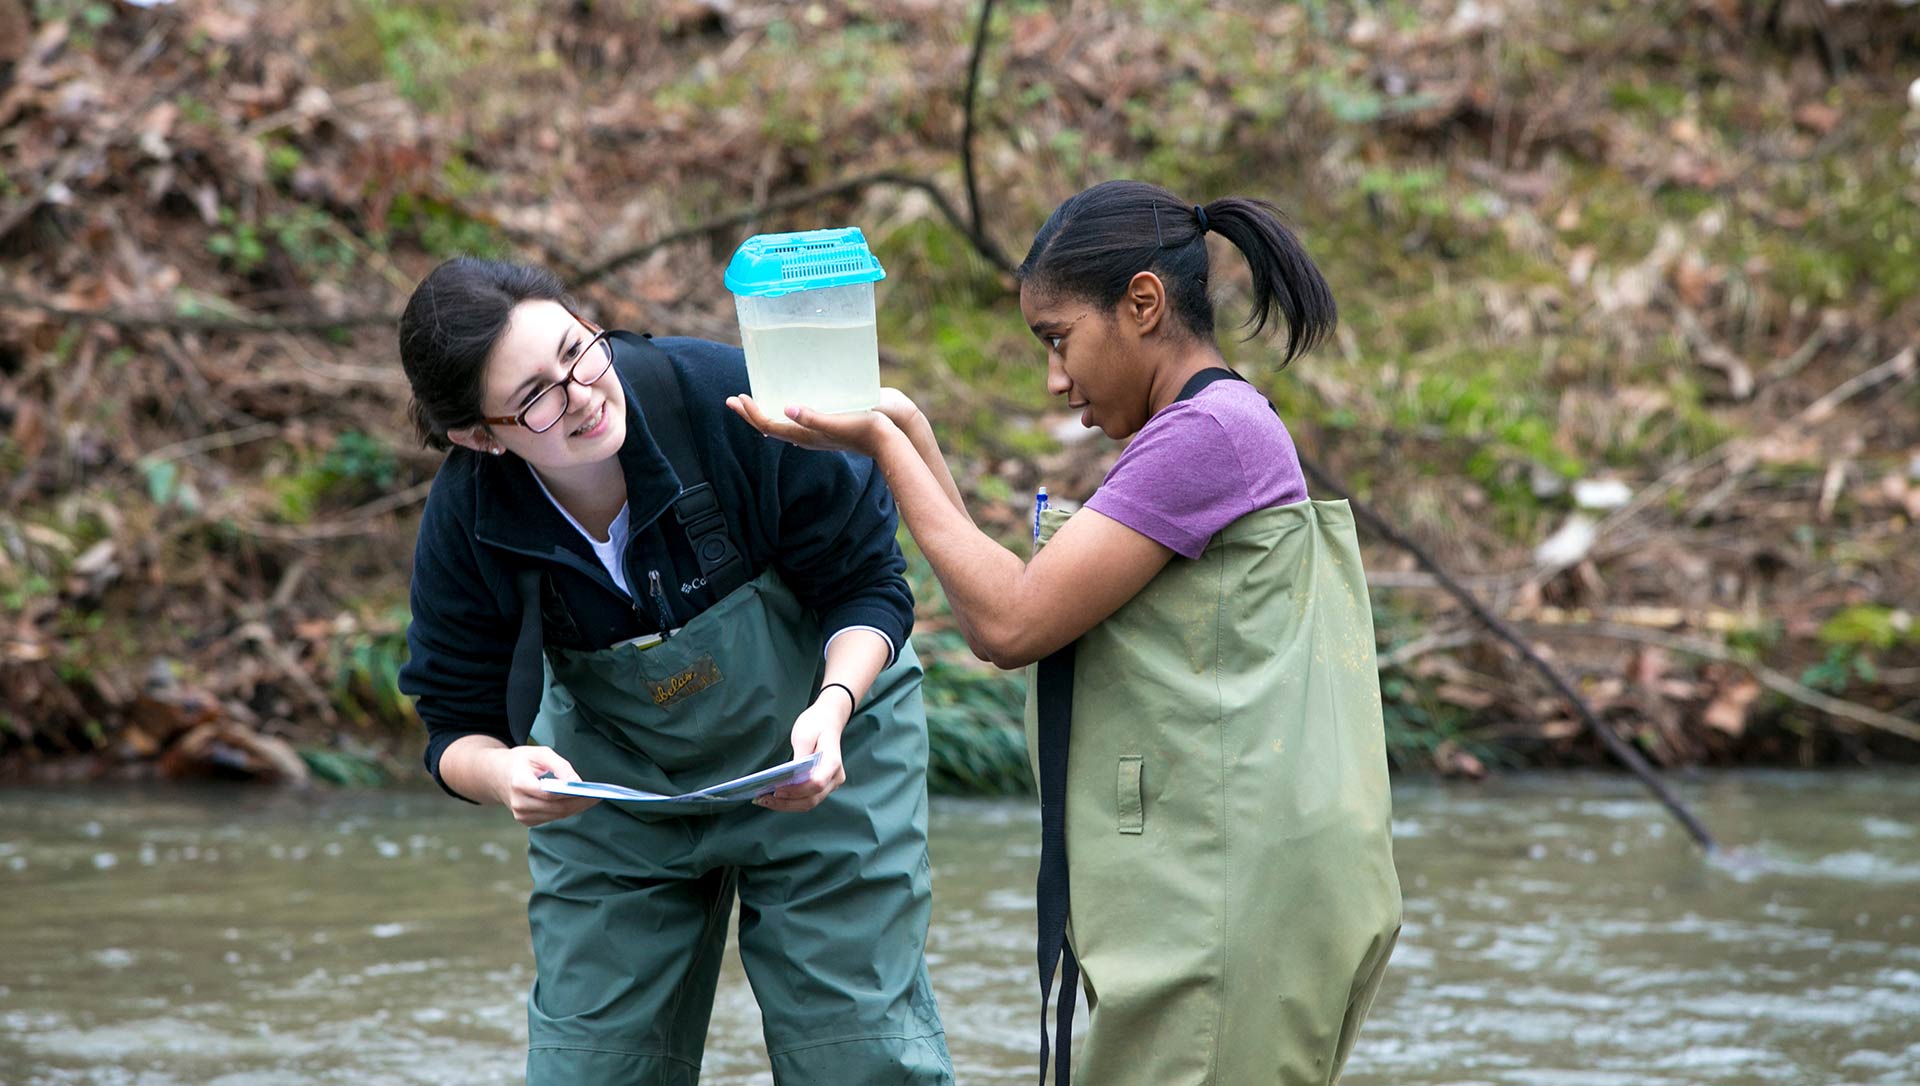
[536,753,821,805]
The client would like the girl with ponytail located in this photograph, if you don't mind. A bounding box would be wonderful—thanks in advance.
[732,180,1402,1085]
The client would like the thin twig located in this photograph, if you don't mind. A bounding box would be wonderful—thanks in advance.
[0,288,398,334]
[134,423,281,470]
[1766,319,1834,382]
[1668,291,1755,400]
[316,215,414,293]
[273,332,407,386]
[150,330,265,429]
[1366,568,1524,592]
[232,481,434,542]
[240,83,389,140]
[1797,344,1917,425]
[1377,626,1478,671]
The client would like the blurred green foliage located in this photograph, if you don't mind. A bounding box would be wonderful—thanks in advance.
[330,614,415,730]
[915,632,1034,796]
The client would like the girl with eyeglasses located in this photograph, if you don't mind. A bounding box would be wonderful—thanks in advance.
[394,257,953,1085]
[731,180,1402,1086]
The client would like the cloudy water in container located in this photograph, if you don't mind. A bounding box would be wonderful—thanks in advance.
[737,316,880,415]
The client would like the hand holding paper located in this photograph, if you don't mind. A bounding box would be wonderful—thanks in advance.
[756,696,849,813]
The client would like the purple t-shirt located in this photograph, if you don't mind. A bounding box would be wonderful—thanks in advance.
[1084,379,1308,559]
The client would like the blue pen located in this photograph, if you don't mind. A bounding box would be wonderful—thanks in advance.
[1033,486,1049,546]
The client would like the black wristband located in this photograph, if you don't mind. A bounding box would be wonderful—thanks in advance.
[819,682,857,716]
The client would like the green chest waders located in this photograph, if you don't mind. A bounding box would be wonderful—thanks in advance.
[1027,499,1402,1086]
[497,339,951,1085]
[522,571,951,1086]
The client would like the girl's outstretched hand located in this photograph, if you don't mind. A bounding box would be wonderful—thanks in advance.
[725,393,895,457]
[873,387,925,433]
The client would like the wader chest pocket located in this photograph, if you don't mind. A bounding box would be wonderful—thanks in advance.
[1118,756,1143,834]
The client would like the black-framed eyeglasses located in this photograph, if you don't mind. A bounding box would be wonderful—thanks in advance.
[482,329,616,433]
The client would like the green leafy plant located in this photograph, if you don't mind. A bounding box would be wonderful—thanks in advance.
[385,193,508,259]
[322,432,400,493]
[207,209,268,275]
[915,631,1033,795]
[1817,605,1915,651]
[331,618,414,730]
[268,208,356,278]
[300,747,390,787]
[36,0,113,45]
[272,432,401,523]
[1798,605,1913,693]
[1,572,54,614]
[264,141,304,182]
[367,3,456,107]
[1801,644,1879,694]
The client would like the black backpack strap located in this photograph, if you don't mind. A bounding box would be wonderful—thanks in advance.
[1034,641,1079,1086]
[615,332,750,600]
[507,567,545,745]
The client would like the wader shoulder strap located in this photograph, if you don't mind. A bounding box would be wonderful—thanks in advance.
[1179,365,1287,420]
[1034,641,1079,1086]
[615,331,750,600]
[507,568,545,745]
[1177,365,1249,402]
[503,333,750,745]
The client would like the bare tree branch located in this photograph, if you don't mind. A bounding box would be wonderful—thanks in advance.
[571,169,1014,289]
[960,0,1014,272]
[0,289,399,334]
[1300,453,1722,852]
[4,169,1019,335]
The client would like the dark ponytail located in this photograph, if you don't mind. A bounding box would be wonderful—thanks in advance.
[1015,180,1336,366]
[397,257,571,451]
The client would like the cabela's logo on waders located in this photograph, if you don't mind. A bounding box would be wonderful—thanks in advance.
[649,655,723,707]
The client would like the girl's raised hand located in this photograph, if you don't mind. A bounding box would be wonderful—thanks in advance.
[725,393,894,457]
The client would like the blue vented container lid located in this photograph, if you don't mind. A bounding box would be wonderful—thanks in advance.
[723,227,887,298]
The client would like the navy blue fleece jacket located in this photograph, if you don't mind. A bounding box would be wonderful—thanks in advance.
[396,334,913,795]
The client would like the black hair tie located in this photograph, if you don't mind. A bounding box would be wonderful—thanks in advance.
[1193,204,1209,234]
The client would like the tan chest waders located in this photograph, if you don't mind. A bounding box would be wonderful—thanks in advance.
[1028,498,1401,1086]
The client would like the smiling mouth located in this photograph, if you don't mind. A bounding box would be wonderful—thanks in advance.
[570,402,606,437]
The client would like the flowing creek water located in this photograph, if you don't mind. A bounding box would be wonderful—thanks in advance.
[2,771,1916,1085]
